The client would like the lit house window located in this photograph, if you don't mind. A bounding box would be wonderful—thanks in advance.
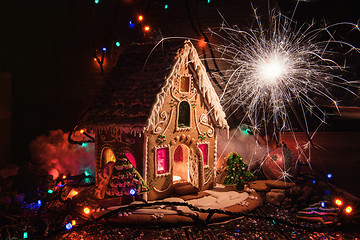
[198,144,208,165]
[125,152,136,169]
[180,76,190,93]
[156,147,169,174]
[102,148,116,167]
[178,101,190,128]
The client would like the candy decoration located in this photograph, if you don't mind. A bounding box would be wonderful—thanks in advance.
[262,143,298,181]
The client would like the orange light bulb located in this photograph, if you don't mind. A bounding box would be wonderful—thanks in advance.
[80,129,85,134]
[71,220,76,226]
[345,206,353,214]
[335,199,343,206]
[62,175,66,179]
[138,15,143,21]
[144,26,150,31]
[199,39,206,48]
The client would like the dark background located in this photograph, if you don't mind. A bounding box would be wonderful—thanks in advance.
[0,0,359,195]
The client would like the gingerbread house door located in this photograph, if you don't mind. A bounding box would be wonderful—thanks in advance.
[173,144,189,182]
[173,144,201,189]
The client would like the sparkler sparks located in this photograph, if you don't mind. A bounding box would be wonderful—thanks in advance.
[210,8,360,138]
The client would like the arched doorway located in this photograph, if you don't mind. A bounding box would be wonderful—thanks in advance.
[101,148,116,169]
[173,144,189,182]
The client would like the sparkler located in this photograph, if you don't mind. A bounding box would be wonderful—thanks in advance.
[204,6,360,181]
[210,8,359,141]
[152,6,359,180]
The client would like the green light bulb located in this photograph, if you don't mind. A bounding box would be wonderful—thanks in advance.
[115,41,120,47]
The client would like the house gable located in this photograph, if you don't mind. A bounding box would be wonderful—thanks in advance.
[146,40,228,134]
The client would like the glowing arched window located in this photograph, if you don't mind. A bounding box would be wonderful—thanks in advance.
[178,101,190,128]
[102,148,116,167]
[124,152,136,169]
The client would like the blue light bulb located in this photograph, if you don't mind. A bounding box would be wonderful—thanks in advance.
[321,202,325,208]
[129,21,135,29]
[327,173,332,179]
[65,223,73,230]
[129,189,136,196]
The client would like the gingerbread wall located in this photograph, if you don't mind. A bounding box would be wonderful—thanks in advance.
[145,62,218,200]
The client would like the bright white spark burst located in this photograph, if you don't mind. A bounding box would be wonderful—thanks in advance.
[210,8,360,136]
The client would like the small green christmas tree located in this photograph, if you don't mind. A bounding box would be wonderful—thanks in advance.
[106,153,149,197]
[223,152,254,190]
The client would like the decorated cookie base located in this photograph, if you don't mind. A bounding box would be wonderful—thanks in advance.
[91,184,262,225]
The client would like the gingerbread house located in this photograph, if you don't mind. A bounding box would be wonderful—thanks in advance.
[85,40,229,200]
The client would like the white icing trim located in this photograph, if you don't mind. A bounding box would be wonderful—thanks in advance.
[93,125,146,137]
[154,144,171,177]
[143,133,148,201]
[194,108,202,136]
[170,86,181,102]
[153,183,172,193]
[188,89,197,101]
[203,166,212,185]
[199,114,214,138]
[161,108,173,135]
[153,111,168,134]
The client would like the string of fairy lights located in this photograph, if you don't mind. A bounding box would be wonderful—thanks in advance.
[21,171,356,238]
[90,0,218,78]
[50,1,358,238]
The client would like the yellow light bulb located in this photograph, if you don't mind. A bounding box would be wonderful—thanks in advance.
[83,207,90,214]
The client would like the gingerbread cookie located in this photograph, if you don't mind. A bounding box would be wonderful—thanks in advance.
[249,180,271,192]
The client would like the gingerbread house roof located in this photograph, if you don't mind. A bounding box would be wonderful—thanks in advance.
[85,40,228,136]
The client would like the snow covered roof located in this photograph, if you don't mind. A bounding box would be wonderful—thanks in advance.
[85,40,228,135]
